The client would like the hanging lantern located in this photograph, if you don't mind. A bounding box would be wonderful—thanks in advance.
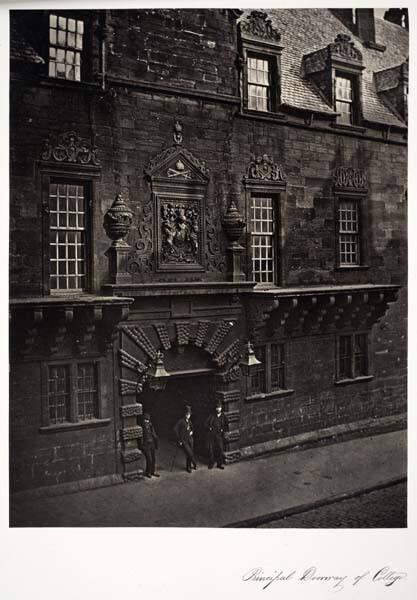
[240,340,261,376]
[147,350,170,391]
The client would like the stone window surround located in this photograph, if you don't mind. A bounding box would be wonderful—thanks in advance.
[39,163,100,296]
[39,357,110,431]
[245,341,294,402]
[334,190,369,271]
[334,330,374,386]
[239,36,282,115]
[333,68,361,127]
[243,179,287,286]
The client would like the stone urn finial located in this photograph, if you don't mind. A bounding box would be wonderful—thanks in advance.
[173,119,183,146]
[222,199,246,246]
[103,193,133,246]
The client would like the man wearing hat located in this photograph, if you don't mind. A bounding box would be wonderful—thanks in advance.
[205,401,228,470]
[174,405,197,473]
[141,413,160,478]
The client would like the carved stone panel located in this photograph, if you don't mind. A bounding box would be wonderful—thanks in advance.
[156,195,205,272]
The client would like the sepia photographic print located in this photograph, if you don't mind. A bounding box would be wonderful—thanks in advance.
[8,6,408,533]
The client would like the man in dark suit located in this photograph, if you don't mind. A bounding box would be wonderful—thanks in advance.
[206,401,228,470]
[141,413,160,478]
[174,405,197,473]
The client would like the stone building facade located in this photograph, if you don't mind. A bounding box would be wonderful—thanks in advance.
[10,8,408,493]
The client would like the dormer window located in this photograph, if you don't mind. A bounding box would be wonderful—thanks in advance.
[335,73,356,125]
[248,55,271,112]
[238,11,283,114]
[48,14,84,81]
[302,34,364,128]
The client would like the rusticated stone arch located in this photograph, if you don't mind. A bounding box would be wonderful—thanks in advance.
[117,319,244,481]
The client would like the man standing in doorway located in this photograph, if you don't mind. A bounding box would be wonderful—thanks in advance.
[141,413,160,479]
[174,404,197,473]
[206,401,228,470]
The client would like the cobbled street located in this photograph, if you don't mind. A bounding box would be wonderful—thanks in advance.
[258,482,407,528]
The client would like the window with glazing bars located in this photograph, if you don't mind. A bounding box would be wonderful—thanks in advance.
[251,346,266,393]
[77,363,98,421]
[48,365,70,424]
[46,362,99,426]
[338,199,359,266]
[251,196,275,283]
[271,343,285,390]
[49,14,84,81]
[338,333,368,380]
[49,182,87,291]
[248,55,271,112]
[335,74,354,125]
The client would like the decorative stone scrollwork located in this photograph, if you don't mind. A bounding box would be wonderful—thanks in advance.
[205,212,227,274]
[334,167,367,191]
[240,10,281,43]
[244,154,286,183]
[41,131,100,165]
[329,34,362,63]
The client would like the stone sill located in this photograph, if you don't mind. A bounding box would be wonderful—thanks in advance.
[39,418,111,433]
[335,265,370,271]
[330,122,366,134]
[239,109,288,123]
[334,375,374,386]
[245,389,295,402]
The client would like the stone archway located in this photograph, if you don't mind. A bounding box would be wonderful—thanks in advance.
[117,319,243,481]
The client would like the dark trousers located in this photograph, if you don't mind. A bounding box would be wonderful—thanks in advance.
[143,447,156,475]
[208,435,224,467]
[181,441,197,470]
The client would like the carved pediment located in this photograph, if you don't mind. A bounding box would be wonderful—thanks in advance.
[240,10,281,44]
[41,130,100,166]
[145,146,209,183]
[334,167,367,191]
[244,154,286,184]
[329,34,363,64]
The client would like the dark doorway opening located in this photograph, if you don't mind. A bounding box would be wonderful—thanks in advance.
[141,373,215,472]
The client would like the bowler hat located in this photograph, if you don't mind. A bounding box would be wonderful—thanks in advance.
[143,413,151,420]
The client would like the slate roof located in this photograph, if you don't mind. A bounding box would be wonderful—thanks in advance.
[10,21,44,65]
[240,8,408,128]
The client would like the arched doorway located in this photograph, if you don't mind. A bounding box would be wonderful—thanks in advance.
[117,320,243,480]
[140,370,215,471]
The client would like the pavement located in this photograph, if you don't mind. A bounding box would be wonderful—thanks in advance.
[258,482,407,528]
[10,429,407,528]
